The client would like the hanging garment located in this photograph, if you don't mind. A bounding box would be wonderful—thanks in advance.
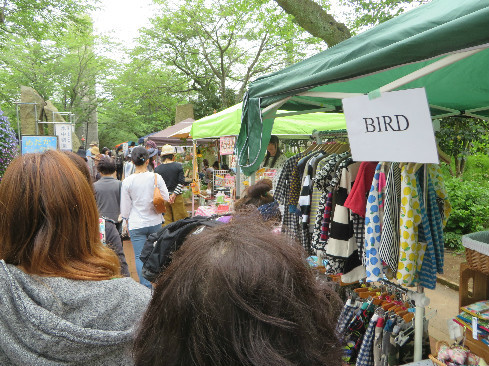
[381,318,400,366]
[327,162,365,283]
[356,314,380,366]
[373,317,385,366]
[364,163,384,283]
[417,170,447,289]
[320,192,333,243]
[345,162,379,217]
[343,304,374,365]
[275,153,303,240]
[428,164,451,228]
[379,163,401,274]
[310,154,343,250]
[426,169,445,273]
[337,299,359,336]
[396,163,423,286]
[310,154,329,233]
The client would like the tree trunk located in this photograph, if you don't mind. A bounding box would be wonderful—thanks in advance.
[274,0,351,46]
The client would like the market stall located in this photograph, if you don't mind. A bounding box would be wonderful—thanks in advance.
[189,105,347,213]
[234,0,489,362]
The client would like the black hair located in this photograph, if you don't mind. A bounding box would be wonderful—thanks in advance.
[116,145,123,152]
[131,146,149,166]
[96,156,116,175]
[162,154,174,161]
[263,135,281,168]
[130,142,136,147]
[212,161,219,169]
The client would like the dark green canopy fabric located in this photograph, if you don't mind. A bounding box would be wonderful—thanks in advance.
[236,0,489,175]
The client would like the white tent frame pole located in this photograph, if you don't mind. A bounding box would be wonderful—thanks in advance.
[379,48,485,93]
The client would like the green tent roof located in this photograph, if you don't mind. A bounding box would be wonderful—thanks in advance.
[191,103,346,139]
[236,0,489,175]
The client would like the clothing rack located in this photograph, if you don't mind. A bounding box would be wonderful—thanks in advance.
[310,129,348,144]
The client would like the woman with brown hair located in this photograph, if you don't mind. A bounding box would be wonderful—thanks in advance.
[0,150,151,365]
[134,216,343,366]
[235,179,281,222]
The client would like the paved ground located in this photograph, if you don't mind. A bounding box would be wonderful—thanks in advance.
[122,239,464,353]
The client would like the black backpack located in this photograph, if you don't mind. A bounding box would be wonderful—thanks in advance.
[140,216,223,283]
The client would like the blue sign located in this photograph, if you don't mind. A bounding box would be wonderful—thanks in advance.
[21,136,58,154]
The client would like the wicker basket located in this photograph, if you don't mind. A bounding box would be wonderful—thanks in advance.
[429,341,450,366]
[462,232,489,275]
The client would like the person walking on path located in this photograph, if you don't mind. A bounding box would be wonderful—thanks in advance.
[0,150,150,365]
[121,146,169,288]
[92,155,130,277]
[154,145,188,226]
[115,145,124,180]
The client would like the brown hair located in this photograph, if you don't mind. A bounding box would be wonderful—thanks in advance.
[235,179,274,209]
[133,216,342,366]
[0,150,120,280]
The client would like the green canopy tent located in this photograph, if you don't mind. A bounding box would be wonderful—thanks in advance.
[236,0,489,175]
[191,103,346,139]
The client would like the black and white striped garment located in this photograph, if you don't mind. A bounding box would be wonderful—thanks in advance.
[325,162,366,283]
[379,162,401,273]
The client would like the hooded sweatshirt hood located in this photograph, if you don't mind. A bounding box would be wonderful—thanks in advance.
[0,260,151,365]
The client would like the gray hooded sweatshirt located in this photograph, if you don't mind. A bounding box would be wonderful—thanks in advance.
[0,260,151,365]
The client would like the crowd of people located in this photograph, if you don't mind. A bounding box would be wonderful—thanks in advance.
[0,135,342,365]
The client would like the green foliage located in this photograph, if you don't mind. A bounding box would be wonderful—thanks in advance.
[0,0,94,43]
[437,117,489,177]
[444,232,464,252]
[337,0,427,33]
[140,0,324,111]
[444,175,489,235]
[97,53,188,148]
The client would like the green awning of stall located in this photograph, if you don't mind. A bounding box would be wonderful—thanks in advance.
[236,0,489,175]
[190,103,346,139]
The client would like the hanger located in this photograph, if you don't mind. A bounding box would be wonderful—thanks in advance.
[303,142,317,155]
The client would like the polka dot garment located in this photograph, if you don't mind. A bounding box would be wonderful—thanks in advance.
[365,163,384,282]
[396,163,424,286]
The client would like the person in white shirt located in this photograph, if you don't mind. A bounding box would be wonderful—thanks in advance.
[121,146,169,288]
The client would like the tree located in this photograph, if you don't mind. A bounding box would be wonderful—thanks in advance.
[0,0,94,44]
[337,0,427,33]
[97,53,188,148]
[437,117,489,177]
[0,21,114,139]
[140,0,325,111]
[273,0,351,45]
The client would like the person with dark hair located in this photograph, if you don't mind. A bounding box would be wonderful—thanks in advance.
[133,216,343,366]
[212,161,219,170]
[262,135,286,170]
[115,145,124,180]
[94,155,122,220]
[154,144,188,226]
[65,152,129,277]
[0,150,150,365]
[121,146,169,288]
[235,179,281,222]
